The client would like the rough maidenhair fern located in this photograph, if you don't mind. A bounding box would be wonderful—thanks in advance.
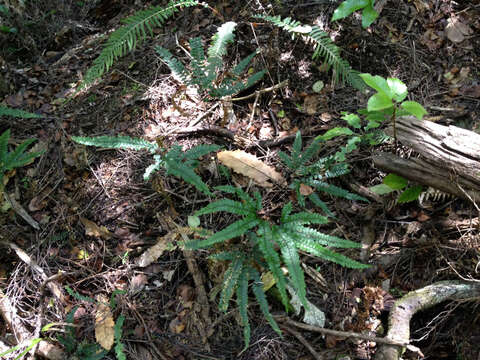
[279,131,367,216]
[156,21,266,99]
[187,185,366,346]
[254,15,364,90]
[71,135,219,194]
[82,0,204,86]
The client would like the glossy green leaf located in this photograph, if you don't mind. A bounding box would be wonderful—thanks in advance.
[331,0,369,21]
[318,127,353,141]
[369,183,395,195]
[387,78,408,102]
[383,173,408,190]
[400,101,427,120]
[367,92,393,112]
[397,185,423,203]
[341,112,362,129]
[361,4,378,28]
[360,73,392,97]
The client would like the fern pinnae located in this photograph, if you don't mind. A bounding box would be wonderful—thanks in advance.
[155,46,191,83]
[164,159,211,195]
[295,240,368,269]
[236,266,251,349]
[283,211,328,225]
[308,180,367,202]
[144,155,164,180]
[208,250,241,261]
[275,227,307,308]
[0,106,42,119]
[183,144,220,160]
[214,185,258,210]
[249,266,282,336]
[219,255,244,312]
[72,135,157,153]
[257,222,289,309]
[195,199,252,217]
[187,216,261,249]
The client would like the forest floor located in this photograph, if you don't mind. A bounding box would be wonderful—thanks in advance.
[1,0,480,359]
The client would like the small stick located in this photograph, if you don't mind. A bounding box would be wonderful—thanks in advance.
[282,324,324,360]
[230,79,288,102]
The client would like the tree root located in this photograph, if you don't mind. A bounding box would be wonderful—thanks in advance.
[375,280,480,360]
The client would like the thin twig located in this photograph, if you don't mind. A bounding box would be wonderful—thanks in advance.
[230,79,288,101]
[281,324,324,360]
[275,315,410,347]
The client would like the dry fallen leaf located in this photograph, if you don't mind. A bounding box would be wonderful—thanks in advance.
[95,294,115,350]
[217,150,286,188]
[80,217,112,239]
[303,94,321,115]
[299,183,314,196]
[135,229,190,267]
[446,17,473,43]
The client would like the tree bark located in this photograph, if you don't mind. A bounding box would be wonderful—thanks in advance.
[372,116,480,204]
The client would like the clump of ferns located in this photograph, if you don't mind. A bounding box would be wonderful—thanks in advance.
[278,131,368,217]
[186,185,368,348]
[155,21,266,100]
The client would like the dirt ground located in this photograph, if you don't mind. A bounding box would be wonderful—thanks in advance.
[1,0,480,359]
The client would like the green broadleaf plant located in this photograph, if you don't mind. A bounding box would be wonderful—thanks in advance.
[332,0,379,29]
[187,185,367,347]
[71,135,219,194]
[156,21,266,99]
[369,173,423,204]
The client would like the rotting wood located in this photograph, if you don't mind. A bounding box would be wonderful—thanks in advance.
[373,116,480,205]
[375,280,480,360]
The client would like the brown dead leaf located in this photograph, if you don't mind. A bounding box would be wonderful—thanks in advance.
[299,184,314,196]
[95,294,115,350]
[135,229,185,267]
[80,217,112,239]
[446,17,473,43]
[130,274,148,293]
[217,150,286,188]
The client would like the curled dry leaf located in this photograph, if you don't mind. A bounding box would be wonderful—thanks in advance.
[217,150,286,188]
[95,294,115,350]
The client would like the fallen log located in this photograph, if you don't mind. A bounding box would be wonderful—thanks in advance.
[375,280,480,360]
[372,116,480,205]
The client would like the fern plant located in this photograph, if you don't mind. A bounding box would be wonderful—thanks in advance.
[82,0,205,87]
[0,106,42,119]
[254,14,365,90]
[187,185,367,347]
[0,129,44,192]
[278,131,367,216]
[156,21,266,99]
[71,135,219,195]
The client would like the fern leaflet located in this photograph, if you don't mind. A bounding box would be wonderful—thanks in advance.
[219,254,244,312]
[0,106,42,118]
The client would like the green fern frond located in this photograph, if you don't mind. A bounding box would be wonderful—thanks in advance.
[114,315,126,360]
[308,192,335,217]
[71,135,158,153]
[286,223,360,248]
[83,0,202,86]
[307,179,367,202]
[0,130,9,165]
[0,106,42,118]
[323,163,350,178]
[214,185,259,210]
[257,222,289,309]
[275,227,307,308]
[144,155,164,180]
[164,155,211,195]
[219,254,244,312]
[283,211,328,225]
[249,266,282,336]
[236,266,251,349]
[195,199,253,216]
[254,14,364,90]
[184,144,220,161]
[232,51,257,76]
[278,150,293,169]
[208,21,236,63]
[155,46,191,84]
[295,239,368,269]
[187,216,261,249]
[209,250,242,261]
